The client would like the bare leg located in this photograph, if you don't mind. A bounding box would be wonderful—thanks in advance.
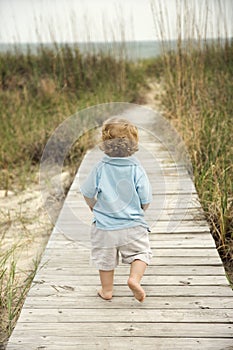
[98,270,114,300]
[128,260,147,302]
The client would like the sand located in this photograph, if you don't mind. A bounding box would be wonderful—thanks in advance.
[0,184,52,272]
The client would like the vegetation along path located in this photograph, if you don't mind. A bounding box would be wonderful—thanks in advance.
[6,107,233,349]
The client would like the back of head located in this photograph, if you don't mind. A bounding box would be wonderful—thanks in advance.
[100,117,139,157]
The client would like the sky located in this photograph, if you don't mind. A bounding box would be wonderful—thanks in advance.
[0,0,232,43]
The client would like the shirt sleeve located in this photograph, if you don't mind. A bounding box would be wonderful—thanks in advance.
[135,165,153,204]
[80,165,99,199]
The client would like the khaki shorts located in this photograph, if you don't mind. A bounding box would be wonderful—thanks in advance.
[90,224,152,270]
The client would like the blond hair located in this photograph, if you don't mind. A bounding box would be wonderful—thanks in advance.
[100,117,139,157]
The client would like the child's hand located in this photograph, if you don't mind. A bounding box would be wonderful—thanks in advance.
[83,196,97,211]
[141,203,149,211]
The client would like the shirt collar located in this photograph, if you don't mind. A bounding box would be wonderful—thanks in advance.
[101,155,140,166]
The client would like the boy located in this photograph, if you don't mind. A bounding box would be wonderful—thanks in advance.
[80,117,152,302]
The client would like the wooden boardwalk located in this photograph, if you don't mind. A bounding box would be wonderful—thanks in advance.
[6,112,233,349]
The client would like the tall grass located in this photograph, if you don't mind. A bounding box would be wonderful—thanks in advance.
[0,244,39,346]
[0,42,146,346]
[149,0,233,281]
[0,44,145,191]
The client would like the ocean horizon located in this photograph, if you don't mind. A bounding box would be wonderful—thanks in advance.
[0,38,228,60]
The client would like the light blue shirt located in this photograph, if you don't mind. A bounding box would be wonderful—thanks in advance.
[80,155,152,230]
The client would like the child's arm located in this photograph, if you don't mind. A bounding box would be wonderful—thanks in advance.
[136,166,152,211]
[83,196,97,211]
[80,164,99,211]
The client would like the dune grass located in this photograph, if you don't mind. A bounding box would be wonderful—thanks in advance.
[0,244,39,342]
[144,38,233,282]
[0,43,146,346]
[0,44,145,192]
[147,0,233,283]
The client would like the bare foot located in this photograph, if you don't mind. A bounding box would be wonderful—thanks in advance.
[97,289,112,300]
[128,277,146,302]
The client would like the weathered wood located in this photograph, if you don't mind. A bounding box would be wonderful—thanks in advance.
[6,117,233,350]
[40,255,223,266]
[35,265,226,276]
[26,285,233,297]
[17,308,233,323]
[31,275,229,286]
[23,296,233,309]
[6,338,233,350]
[8,322,233,338]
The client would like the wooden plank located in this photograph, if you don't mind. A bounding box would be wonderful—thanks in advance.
[18,308,233,323]
[8,322,233,338]
[6,338,233,350]
[149,223,210,232]
[31,275,229,286]
[36,265,226,276]
[27,285,233,297]
[40,255,223,266]
[23,296,233,309]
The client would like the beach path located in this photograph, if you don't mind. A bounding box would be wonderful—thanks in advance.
[6,109,233,349]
